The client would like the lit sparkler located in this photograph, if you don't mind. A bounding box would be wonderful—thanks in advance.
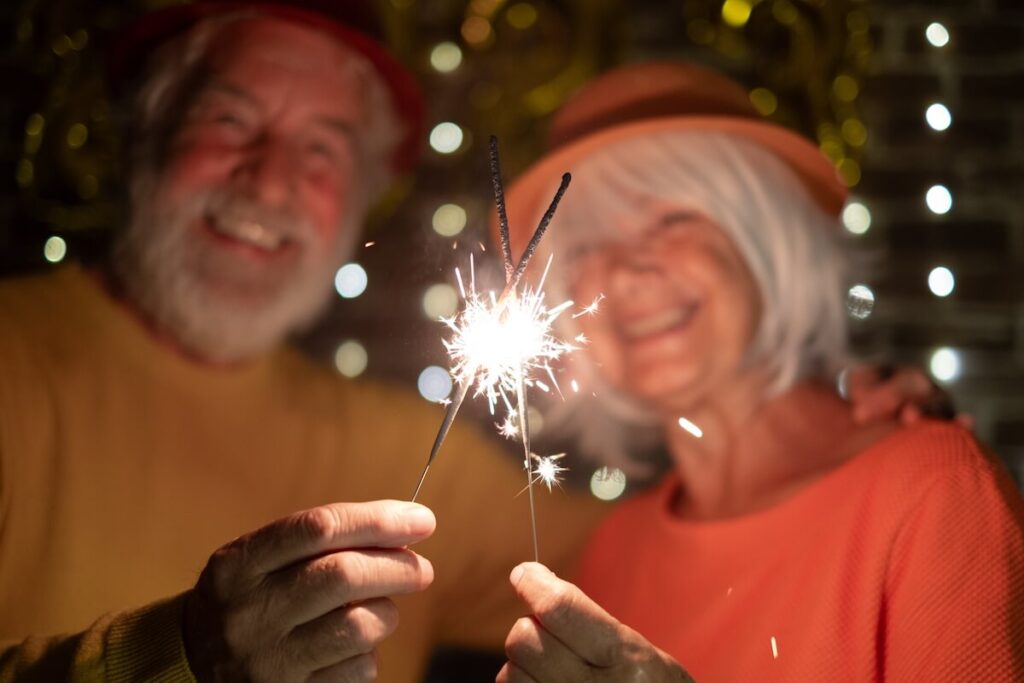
[412,136,577,561]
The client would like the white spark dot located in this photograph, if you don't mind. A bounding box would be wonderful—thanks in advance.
[771,636,779,659]
[677,416,703,438]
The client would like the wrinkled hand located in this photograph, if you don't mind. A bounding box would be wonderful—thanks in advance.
[184,500,436,682]
[499,563,694,683]
[846,364,971,429]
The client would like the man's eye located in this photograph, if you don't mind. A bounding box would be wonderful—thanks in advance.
[213,112,245,127]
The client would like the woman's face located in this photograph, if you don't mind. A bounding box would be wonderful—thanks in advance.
[570,206,761,414]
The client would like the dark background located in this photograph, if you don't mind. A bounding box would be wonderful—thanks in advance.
[2,0,1023,677]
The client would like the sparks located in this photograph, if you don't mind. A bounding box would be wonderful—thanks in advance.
[498,414,519,439]
[531,453,568,492]
[364,241,376,248]
[678,416,704,438]
[573,293,605,318]
[771,636,779,660]
[440,259,578,416]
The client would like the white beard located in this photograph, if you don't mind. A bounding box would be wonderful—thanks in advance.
[111,171,350,363]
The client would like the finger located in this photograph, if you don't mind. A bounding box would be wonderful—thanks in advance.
[956,413,975,431]
[286,598,397,673]
[851,369,932,423]
[496,662,539,683]
[505,615,592,683]
[845,365,885,399]
[510,562,621,667]
[237,501,435,575]
[270,548,433,625]
[307,651,377,683]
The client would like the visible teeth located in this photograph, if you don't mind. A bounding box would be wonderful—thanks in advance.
[621,306,697,339]
[210,216,283,250]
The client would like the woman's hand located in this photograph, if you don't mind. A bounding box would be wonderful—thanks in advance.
[499,562,694,683]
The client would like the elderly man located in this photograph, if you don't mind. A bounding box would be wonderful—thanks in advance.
[0,3,604,681]
[0,2,949,681]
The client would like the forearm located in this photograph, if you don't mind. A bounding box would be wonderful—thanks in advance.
[0,593,195,682]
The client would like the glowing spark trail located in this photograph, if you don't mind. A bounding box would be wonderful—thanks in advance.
[411,137,578,562]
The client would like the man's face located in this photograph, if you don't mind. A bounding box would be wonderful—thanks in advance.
[116,18,374,361]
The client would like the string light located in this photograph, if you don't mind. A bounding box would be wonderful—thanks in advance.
[334,340,368,378]
[429,122,464,154]
[417,366,453,402]
[929,347,961,383]
[590,467,627,501]
[925,22,950,48]
[429,42,463,73]
[43,236,67,263]
[925,103,952,131]
[432,203,467,236]
[847,284,875,319]
[334,263,368,298]
[928,266,955,297]
[842,200,871,235]
[925,185,953,214]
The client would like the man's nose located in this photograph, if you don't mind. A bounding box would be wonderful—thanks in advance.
[231,135,296,206]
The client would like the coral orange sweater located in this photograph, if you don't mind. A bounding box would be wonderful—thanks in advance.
[576,422,1024,682]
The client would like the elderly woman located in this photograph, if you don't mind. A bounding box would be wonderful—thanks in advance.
[496,63,1024,682]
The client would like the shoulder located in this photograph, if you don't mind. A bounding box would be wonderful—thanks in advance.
[861,420,1023,533]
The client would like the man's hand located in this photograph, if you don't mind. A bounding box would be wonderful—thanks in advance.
[183,500,436,682]
[499,563,694,683]
[846,364,971,428]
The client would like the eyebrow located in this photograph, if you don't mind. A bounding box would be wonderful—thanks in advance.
[205,79,358,149]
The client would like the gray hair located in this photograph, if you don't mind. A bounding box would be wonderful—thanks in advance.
[534,131,853,473]
[123,10,403,214]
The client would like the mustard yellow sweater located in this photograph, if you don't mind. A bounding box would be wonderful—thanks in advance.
[0,265,605,682]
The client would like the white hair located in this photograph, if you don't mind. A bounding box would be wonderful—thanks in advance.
[125,10,403,211]
[109,10,406,362]
[532,131,853,473]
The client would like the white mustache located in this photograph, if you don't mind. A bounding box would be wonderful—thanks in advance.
[190,190,315,250]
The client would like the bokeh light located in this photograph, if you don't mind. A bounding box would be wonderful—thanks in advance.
[334,263,368,298]
[429,42,462,73]
[842,200,872,235]
[429,122,464,154]
[432,203,467,236]
[721,0,753,27]
[417,366,453,403]
[926,103,952,131]
[43,236,67,263]
[590,467,627,501]
[334,340,368,378]
[422,283,459,320]
[925,22,950,48]
[926,185,953,214]
[928,266,955,297]
[847,284,875,319]
[506,2,538,29]
[929,347,961,383]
